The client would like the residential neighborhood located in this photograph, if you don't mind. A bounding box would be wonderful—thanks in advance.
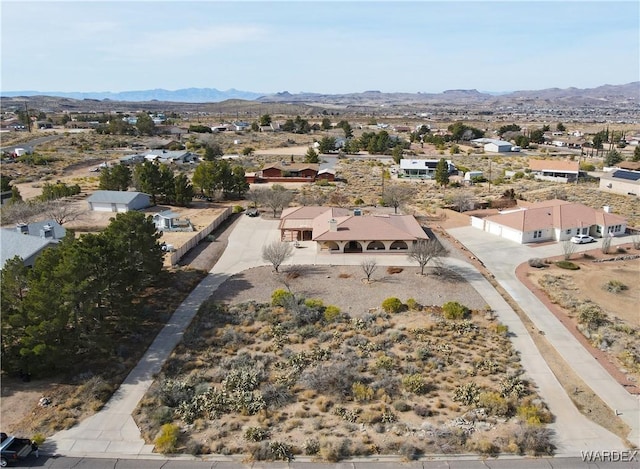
[1,89,639,465]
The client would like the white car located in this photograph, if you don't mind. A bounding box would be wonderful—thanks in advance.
[570,234,595,244]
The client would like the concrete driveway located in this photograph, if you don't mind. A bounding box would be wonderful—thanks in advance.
[447,226,640,448]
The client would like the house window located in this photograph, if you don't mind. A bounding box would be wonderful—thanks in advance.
[533,230,542,239]
[596,226,602,233]
[566,229,571,235]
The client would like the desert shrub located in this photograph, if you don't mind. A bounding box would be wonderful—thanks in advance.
[477,392,510,417]
[398,442,421,460]
[416,346,432,361]
[269,441,293,461]
[232,205,244,213]
[528,258,546,268]
[31,433,46,446]
[271,289,294,307]
[304,298,324,309]
[301,361,360,397]
[603,280,627,293]
[495,323,509,336]
[151,406,174,426]
[223,367,262,392]
[303,438,320,455]
[381,297,404,314]
[405,298,420,310]
[386,266,403,274]
[402,374,429,395]
[442,301,470,320]
[393,401,411,412]
[513,424,555,455]
[158,379,194,407]
[468,436,499,456]
[352,381,375,402]
[323,305,341,322]
[154,423,180,454]
[555,260,579,270]
[453,382,480,406]
[499,374,527,399]
[517,404,553,425]
[244,426,269,442]
[354,197,365,205]
[413,404,431,417]
[375,355,394,371]
[577,303,608,330]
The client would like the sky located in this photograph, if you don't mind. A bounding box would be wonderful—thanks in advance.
[1,1,638,94]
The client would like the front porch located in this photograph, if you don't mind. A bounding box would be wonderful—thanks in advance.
[317,239,411,253]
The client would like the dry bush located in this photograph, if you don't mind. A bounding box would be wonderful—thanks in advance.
[386,266,403,274]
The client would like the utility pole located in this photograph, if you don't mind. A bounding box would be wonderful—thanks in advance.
[24,102,32,132]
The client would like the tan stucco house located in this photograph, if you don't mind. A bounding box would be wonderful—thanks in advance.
[280,206,428,253]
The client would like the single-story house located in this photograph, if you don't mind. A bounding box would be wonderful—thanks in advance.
[1,220,66,268]
[152,210,194,231]
[471,138,514,153]
[471,199,627,244]
[279,206,428,252]
[119,154,145,165]
[528,159,580,183]
[599,169,640,197]
[316,168,336,181]
[87,191,152,212]
[144,150,193,164]
[251,163,320,183]
[399,159,456,179]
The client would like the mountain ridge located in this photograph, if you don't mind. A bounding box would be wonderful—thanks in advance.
[2,82,638,104]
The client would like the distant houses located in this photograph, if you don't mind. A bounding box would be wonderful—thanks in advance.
[471,138,516,153]
[399,159,456,179]
[246,163,335,184]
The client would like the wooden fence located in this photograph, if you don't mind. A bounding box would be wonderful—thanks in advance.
[168,207,231,265]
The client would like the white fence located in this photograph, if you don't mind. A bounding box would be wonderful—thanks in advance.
[168,207,231,265]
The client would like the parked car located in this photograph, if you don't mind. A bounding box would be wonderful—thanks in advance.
[570,234,595,244]
[1,433,37,467]
[246,208,259,217]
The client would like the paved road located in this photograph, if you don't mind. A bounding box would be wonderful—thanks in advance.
[1,134,60,153]
[14,455,640,468]
[43,216,634,460]
[447,226,640,448]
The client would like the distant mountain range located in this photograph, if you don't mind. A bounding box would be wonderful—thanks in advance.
[2,82,638,104]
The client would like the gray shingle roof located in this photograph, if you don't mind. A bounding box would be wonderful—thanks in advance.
[87,190,149,204]
[1,229,56,268]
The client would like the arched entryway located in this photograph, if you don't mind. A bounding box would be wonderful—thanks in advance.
[366,241,385,251]
[390,240,408,250]
[321,241,340,251]
[344,241,363,253]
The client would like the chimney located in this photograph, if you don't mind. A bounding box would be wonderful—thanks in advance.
[603,205,611,213]
[16,223,29,234]
[328,218,338,232]
[40,224,54,239]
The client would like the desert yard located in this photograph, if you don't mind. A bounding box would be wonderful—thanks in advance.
[134,264,554,460]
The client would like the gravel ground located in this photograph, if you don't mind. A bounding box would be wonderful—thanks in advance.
[207,263,487,315]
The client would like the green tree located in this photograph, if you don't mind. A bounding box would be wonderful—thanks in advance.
[604,149,623,167]
[242,147,255,157]
[321,117,332,130]
[230,165,249,199]
[556,122,566,132]
[529,128,546,144]
[159,164,176,203]
[633,145,640,162]
[204,143,223,161]
[133,161,163,204]
[498,124,521,136]
[173,174,194,207]
[136,113,156,136]
[259,114,272,126]
[192,161,218,197]
[392,145,404,164]
[99,165,131,191]
[1,175,12,192]
[318,136,336,154]
[515,135,530,148]
[435,158,450,189]
[8,186,22,204]
[0,257,30,373]
[305,147,319,163]
[282,119,295,132]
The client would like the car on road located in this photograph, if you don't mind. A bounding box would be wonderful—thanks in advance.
[570,234,595,244]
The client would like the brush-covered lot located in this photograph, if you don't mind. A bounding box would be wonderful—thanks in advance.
[135,267,554,461]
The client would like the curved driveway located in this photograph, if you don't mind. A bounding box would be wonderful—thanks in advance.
[45,216,631,459]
